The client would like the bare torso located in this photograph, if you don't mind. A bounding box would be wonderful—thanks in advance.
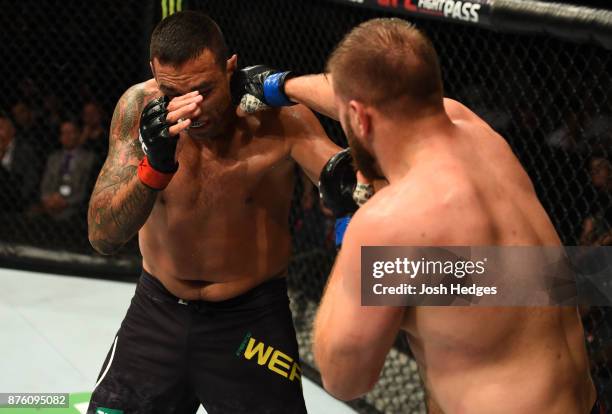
[378,103,595,413]
[138,80,296,301]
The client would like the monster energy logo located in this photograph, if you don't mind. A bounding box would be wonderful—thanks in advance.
[161,0,184,18]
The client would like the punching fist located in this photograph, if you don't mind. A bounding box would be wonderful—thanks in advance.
[319,148,373,217]
[319,148,373,247]
[231,65,295,113]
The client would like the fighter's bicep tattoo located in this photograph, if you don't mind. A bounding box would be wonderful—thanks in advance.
[93,85,145,195]
[88,85,157,251]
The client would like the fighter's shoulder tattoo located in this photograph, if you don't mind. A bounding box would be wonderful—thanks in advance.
[110,82,159,146]
[95,83,160,191]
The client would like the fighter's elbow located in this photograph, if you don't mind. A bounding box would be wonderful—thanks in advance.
[88,235,122,255]
[320,371,375,401]
[315,345,377,401]
[87,210,124,255]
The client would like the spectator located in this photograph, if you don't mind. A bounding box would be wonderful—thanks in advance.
[80,102,107,151]
[41,93,63,134]
[11,101,38,142]
[80,101,108,174]
[580,156,612,246]
[11,99,54,156]
[36,119,95,221]
[17,77,41,105]
[546,111,582,151]
[0,114,39,211]
[563,94,612,155]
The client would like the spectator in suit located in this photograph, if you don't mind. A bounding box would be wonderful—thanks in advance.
[41,93,63,136]
[80,101,108,183]
[37,119,95,221]
[0,114,39,211]
[11,101,40,144]
[80,101,107,156]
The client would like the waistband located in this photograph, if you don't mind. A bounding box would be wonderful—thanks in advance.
[138,269,288,310]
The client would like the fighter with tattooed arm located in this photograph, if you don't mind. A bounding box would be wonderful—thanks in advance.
[85,11,357,414]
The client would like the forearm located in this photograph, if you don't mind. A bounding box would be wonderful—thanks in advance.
[314,318,378,400]
[285,74,338,120]
[88,167,157,255]
[314,277,378,400]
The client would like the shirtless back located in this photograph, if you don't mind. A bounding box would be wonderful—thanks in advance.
[381,100,595,414]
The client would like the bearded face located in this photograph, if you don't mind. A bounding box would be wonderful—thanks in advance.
[340,111,385,181]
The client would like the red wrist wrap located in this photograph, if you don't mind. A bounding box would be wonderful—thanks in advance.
[137,156,174,190]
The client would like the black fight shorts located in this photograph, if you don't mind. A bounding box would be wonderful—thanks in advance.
[87,271,307,414]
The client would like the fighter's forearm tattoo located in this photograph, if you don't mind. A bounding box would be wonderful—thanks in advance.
[87,84,159,254]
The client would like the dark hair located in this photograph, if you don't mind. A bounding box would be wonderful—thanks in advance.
[327,18,443,110]
[150,11,228,68]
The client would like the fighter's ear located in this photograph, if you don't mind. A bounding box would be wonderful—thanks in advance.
[226,54,238,75]
[348,100,370,139]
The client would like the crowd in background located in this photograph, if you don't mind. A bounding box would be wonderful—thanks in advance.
[0,80,108,249]
[455,77,612,247]
[0,77,610,253]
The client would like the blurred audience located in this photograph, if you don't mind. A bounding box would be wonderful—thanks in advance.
[80,101,107,158]
[32,119,95,221]
[546,111,582,152]
[11,99,58,158]
[580,156,612,246]
[17,77,41,105]
[11,101,39,143]
[41,93,63,134]
[0,114,40,211]
[581,95,612,155]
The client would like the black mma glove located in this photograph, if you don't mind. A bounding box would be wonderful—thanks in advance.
[137,96,179,190]
[319,149,359,217]
[319,148,373,247]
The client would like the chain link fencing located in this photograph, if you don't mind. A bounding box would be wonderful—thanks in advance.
[0,0,152,255]
[0,0,610,413]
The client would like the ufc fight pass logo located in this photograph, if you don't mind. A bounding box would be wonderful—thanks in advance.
[378,0,483,23]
